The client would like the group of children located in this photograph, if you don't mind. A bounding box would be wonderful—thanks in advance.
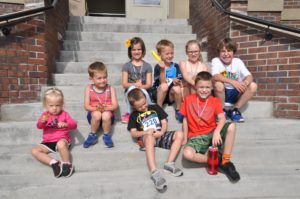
[31,37,257,190]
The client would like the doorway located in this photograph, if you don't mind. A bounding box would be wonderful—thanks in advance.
[86,0,126,17]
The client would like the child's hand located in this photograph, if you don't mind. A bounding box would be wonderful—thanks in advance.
[96,104,104,112]
[212,131,222,147]
[173,78,181,86]
[41,113,49,124]
[153,130,163,138]
[57,122,68,128]
[135,80,142,88]
[158,61,165,69]
[232,81,247,93]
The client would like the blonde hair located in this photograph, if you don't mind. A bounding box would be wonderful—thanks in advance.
[156,39,174,54]
[43,87,64,107]
[88,61,107,77]
[185,40,203,62]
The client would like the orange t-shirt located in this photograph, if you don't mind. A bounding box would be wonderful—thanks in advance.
[180,94,223,139]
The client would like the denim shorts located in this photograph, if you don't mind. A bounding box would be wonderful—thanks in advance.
[225,88,239,105]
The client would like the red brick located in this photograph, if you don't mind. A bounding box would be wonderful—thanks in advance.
[287,111,300,118]
[252,71,266,77]
[279,64,300,70]
[277,90,300,96]
[279,51,300,57]
[289,97,300,103]
[19,91,37,98]
[239,41,258,48]
[268,45,289,52]
[28,58,46,65]
[248,60,266,66]
[267,58,288,65]
[258,52,278,59]
[274,97,288,103]
[288,84,300,90]
[257,65,278,72]
[278,77,300,83]
[288,71,300,76]
[267,71,287,77]
[239,54,257,60]
[248,47,267,54]
[289,57,300,63]
[257,90,276,96]
[267,84,286,89]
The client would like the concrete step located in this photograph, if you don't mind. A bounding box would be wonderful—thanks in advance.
[1,174,299,199]
[0,98,273,122]
[69,16,189,26]
[62,40,189,51]
[67,23,192,34]
[58,50,194,63]
[65,31,196,42]
[1,118,299,145]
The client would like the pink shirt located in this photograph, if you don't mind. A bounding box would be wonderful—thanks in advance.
[36,111,77,143]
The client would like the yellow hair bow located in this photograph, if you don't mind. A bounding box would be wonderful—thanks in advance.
[125,39,131,48]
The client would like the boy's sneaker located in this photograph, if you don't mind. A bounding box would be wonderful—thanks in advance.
[60,163,74,177]
[164,162,183,177]
[121,112,130,124]
[218,161,240,183]
[51,161,62,178]
[224,109,232,120]
[231,108,245,123]
[175,110,184,123]
[103,134,114,148]
[83,133,98,148]
[150,170,167,191]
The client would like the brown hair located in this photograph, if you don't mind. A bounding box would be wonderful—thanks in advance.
[43,87,64,107]
[185,40,203,62]
[127,88,146,106]
[194,71,213,85]
[127,37,146,59]
[217,38,237,54]
[88,61,107,77]
[156,39,174,54]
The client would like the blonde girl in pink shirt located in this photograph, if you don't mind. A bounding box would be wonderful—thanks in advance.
[31,88,77,178]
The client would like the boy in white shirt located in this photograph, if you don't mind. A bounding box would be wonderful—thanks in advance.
[211,38,257,122]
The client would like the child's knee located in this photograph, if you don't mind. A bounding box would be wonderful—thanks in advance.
[183,147,195,159]
[101,112,112,122]
[92,111,102,120]
[228,123,236,133]
[56,139,68,150]
[158,83,168,92]
[214,81,225,92]
[174,130,184,141]
[249,82,257,92]
[171,86,181,95]
[31,147,39,156]
[144,134,155,146]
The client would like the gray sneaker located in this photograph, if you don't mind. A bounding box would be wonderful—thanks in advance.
[164,162,183,177]
[150,170,167,190]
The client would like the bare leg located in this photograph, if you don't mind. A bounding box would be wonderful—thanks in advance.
[101,111,112,133]
[91,111,102,133]
[223,123,236,154]
[235,82,257,109]
[144,134,157,172]
[156,83,168,107]
[214,81,225,106]
[170,86,183,110]
[56,139,70,163]
[31,145,53,165]
[167,131,183,162]
[183,146,208,163]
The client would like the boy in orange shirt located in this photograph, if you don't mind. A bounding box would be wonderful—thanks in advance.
[180,71,240,183]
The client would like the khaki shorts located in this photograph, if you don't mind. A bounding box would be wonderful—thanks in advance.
[185,122,231,154]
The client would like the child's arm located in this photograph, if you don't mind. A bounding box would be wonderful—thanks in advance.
[104,86,119,111]
[179,61,195,87]
[153,119,168,138]
[158,64,167,84]
[122,71,135,89]
[182,117,188,145]
[212,112,226,147]
[130,128,155,138]
[36,113,48,129]
[214,74,248,93]
[84,85,98,112]
[243,74,254,87]
[60,112,77,130]
[140,72,152,90]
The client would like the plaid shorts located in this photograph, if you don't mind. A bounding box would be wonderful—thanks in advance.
[185,122,231,154]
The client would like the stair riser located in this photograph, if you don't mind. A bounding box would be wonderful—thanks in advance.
[67,24,192,34]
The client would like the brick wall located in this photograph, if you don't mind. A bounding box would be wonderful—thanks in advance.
[189,0,230,60]
[0,0,69,105]
[284,0,300,8]
[190,0,300,119]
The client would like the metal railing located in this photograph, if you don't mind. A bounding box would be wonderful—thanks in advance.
[0,0,58,36]
[211,0,300,40]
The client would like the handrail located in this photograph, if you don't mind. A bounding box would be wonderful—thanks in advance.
[0,0,59,35]
[211,0,300,35]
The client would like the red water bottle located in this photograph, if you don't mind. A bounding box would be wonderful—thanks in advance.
[207,146,218,175]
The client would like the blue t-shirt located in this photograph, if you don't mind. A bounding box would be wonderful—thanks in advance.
[153,62,182,88]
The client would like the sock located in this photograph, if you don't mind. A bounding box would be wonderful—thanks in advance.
[222,153,231,165]
[103,132,109,135]
[61,161,71,165]
[49,159,58,165]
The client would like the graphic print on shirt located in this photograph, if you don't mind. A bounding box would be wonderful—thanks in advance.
[221,66,239,81]
[137,110,161,131]
[46,118,59,128]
